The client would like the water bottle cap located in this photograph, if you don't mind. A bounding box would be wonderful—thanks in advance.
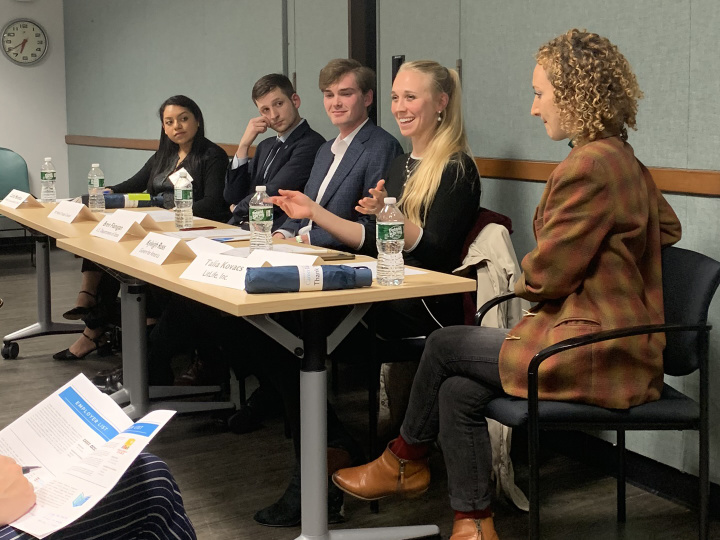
[256,186,267,192]
[384,197,396,204]
[91,163,100,168]
[44,157,52,161]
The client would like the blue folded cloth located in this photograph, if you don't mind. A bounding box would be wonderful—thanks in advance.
[245,265,372,293]
[81,194,163,209]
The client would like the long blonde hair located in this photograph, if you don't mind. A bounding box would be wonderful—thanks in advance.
[397,61,474,226]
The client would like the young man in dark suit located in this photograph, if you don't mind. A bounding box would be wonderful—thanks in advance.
[224,74,326,229]
[251,59,403,528]
[274,58,403,249]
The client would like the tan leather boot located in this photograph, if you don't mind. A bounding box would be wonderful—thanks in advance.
[449,517,499,540]
[332,441,430,501]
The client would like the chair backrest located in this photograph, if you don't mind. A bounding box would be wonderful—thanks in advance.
[662,246,720,375]
[0,147,30,199]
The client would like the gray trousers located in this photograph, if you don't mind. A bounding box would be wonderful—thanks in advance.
[399,325,506,512]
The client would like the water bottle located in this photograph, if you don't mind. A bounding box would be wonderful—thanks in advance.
[40,157,57,203]
[88,163,105,212]
[249,185,273,252]
[174,170,194,229]
[376,197,404,286]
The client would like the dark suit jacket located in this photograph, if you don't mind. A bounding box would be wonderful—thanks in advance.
[224,120,325,229]
[110,137,231,223]
[500,137,682,409]
[282,120,403,250]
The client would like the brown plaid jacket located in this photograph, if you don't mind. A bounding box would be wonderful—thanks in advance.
[499,137,682,409]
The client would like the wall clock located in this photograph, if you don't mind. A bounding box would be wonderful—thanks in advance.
[2,19,48,66]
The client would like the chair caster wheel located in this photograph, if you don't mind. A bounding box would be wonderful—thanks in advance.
[2,342,19,359]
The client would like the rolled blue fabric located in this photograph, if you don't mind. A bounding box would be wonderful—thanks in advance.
[245,265,372,293]
[81,194,161,209]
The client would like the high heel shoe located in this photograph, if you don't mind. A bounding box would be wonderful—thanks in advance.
[332,440,430,501]
[53,331,110,361]
[62,290,97,320]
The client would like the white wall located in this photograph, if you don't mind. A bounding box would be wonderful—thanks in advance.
[0,0,68,197]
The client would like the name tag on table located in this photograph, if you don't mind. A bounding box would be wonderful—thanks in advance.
[0,189,44,209]
[180,253,262,291]
[130,232,195,265]
[113,209,161,231]
[48,200,100,223]
[90,212,149,242]
[186,237,234,255]
[230,248,322,267]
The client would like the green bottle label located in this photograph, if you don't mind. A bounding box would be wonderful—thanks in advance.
[174,188,192,201]
[250,206,273,222]
[89,177,104,188]
[377,222,404,241]
[41,171,55,181]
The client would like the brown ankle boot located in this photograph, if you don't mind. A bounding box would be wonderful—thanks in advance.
[449,517,499,540]
[331,441,430,501]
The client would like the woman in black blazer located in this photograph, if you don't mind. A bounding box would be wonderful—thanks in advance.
[54,95,230,360]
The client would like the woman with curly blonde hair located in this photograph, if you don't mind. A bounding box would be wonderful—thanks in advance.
[332,29,681,540]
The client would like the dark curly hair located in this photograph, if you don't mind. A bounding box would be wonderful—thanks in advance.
[536,29,643,143]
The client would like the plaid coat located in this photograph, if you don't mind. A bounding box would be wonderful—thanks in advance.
[499,137,682,409]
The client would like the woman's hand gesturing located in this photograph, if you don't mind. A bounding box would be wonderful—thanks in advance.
[356,179,388,215]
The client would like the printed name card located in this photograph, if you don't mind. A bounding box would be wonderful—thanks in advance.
[113,209,161,231]
[47,200,101,223]
[90,212,150,243]
[186,237,234,256]
[0,189,44,209]
[130,232,196,265]
[180,253,261,291]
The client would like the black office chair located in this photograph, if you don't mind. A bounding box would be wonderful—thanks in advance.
[478,246,719,540]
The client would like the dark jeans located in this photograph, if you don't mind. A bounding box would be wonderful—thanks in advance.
[400,325,506,512]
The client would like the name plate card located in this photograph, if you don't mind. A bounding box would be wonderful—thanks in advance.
[186,237,234,256]
[113,209,161,231]
[47,200,100,223]
[90,212,149,242]
[0,189,43,209]
[180,253,261,291]
[130,232,195,265]
[241,248,322,267]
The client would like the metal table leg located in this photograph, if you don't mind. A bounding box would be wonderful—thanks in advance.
[296,308,439,540]
[110,279,235,420]
[3,236,84,354]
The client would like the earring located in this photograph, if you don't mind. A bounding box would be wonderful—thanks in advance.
[437,111,442,122]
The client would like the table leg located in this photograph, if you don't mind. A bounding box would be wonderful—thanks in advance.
[3,236,84,346]
[296,308,439,540]
[111,280,235,419]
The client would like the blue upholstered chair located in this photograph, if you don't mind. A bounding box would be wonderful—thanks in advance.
[479,246,719,540]
[0,147,34,261]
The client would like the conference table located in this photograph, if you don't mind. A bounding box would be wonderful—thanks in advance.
[4,200,477,540]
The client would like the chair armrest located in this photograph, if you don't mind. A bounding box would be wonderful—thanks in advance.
[474,292,517,326]
[525,322,712,413]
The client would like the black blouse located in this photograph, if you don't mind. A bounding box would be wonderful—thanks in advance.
[109,137,231,223]
[361,152,481,274]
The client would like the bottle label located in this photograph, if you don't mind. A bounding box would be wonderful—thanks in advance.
[377,222,404,241]
[89,177,105,188]
[249,206,273,222]
[41,171,56,181]
[174,188,192,201]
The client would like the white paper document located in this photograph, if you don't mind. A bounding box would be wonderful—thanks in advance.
[2,374,175,539]
[344,261,427,279]
[163,228,251,240]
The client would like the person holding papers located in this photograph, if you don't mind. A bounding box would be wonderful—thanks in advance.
[331,31,681,540]
[0,453,196,539]
[55,95,230,361]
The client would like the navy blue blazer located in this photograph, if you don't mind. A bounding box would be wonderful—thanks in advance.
[282,120,403,250]
[224,120,326,228]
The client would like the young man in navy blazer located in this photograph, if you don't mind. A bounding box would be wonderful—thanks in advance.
[274,58,403,250]
[224,73,326,228]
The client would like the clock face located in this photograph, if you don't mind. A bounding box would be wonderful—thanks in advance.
[2,19,48,66]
